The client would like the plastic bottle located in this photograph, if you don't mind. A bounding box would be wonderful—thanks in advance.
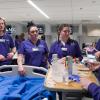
[67,56,73,76]
[52,54,58,64]
[51,54,58,71]
[51,54,59,82]
[63,56,73,83]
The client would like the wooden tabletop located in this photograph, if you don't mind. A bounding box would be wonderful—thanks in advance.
[44,64,99,92]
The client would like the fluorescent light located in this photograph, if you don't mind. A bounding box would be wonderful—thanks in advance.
[27,0,50,19]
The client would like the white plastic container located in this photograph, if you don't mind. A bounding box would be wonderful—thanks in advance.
[51,54,64,82]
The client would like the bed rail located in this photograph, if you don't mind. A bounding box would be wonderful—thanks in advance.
[0,65,48,77]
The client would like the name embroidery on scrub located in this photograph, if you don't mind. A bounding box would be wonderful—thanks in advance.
[0,39,5,42]
[32,47,39,51]
[61,47,67,51]
[0,39,9,43]
[61,41,67,51]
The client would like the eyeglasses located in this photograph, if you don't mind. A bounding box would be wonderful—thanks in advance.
[30,30,38,34]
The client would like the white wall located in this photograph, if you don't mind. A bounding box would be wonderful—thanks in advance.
[87,24,100,36]
[77,24,100,49]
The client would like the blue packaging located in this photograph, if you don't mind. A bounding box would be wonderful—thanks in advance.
[69,75,80,82]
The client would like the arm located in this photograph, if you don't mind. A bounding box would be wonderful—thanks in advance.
[17,42,26,75]
[7,47,16,59]
[88,83,100,100]
[95,39,100,58]
[96,39,100,51]
[95,51,100,59]
[7,35,16,59]
[87,62,100,71]
[17,54,26,75]
[80,77,100,100]
[86,61,100,81]
[0,54,6,61]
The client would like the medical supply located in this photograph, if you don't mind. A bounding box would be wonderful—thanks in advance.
[51,54,64,82]
[63,56,73,83]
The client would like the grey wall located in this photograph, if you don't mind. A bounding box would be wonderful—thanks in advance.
[6,21,100,50]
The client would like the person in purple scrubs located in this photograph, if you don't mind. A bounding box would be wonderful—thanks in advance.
[17,23,49,75]
[49,24,82,63]
[80,63,100,100]
[0,17,16,65]
[95,39,100,61]
[96,39,100,51]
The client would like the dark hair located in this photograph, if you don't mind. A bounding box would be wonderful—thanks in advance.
[57,24,69,34]
[0,17,6,32]
[41,35,45,40]
[27,21,37,33]
[57,24,70,42]
[15,35,19,39]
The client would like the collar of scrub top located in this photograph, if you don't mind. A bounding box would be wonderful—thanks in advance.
[0,33,6,38]
[29,38,40,46]
[59,38,72,46]
[61,40,65,46]
[0,36,3,39]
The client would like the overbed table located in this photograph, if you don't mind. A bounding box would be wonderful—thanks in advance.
[44,64,99,100]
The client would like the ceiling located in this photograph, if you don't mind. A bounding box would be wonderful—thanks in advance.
[0,0,100,24]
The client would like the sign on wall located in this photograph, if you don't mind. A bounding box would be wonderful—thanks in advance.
[37,24,45,34]
[6,25,16,34]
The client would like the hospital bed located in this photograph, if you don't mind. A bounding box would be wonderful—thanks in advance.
[0,65,54,100]
[0,65,47,77]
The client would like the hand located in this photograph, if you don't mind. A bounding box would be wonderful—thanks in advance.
[0,55,6,61]
[90,63,100,71]
[86,61,100,71]
[18,67,26,76]
[80,77,93,89]
[7,52,14,60]
[95,51,100,58]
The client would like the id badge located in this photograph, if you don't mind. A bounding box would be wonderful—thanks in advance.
[32,47,39,51]
[61,47,67,51]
